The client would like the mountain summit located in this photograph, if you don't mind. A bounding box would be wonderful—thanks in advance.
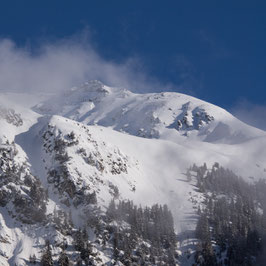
[35,80,265,145]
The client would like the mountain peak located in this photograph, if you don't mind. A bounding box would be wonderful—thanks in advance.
[34,80,265,145]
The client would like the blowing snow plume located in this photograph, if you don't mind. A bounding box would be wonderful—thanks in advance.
[0,34,169,94]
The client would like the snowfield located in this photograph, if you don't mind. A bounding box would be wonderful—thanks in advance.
[0,81,266,265]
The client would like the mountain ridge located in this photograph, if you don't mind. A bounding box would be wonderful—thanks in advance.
[34,80,265,145]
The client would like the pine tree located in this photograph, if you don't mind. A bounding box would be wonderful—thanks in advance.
[107,198,116,220]
[74,229,84,252]
[41,240,53,266]
[196,213,210,242]
[113,231,120,261]
[58,249,69,266]
[29,254,36,264]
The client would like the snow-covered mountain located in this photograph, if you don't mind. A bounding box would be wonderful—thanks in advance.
[34,80,265,144]
[1,81,266,265]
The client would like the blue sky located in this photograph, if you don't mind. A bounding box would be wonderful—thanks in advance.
[0,1,266,126]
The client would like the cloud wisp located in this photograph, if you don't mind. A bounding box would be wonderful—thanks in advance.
[0,35,172,94]
[231,99,266,131]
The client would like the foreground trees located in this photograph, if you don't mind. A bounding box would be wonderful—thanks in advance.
[105,200,177,265]
[41,240,54,266]
[191,163,266,265]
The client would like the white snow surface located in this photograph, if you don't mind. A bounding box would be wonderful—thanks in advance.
[35,80,265,144]
[0,81,266,264]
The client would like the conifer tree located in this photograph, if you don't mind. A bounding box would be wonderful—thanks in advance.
[41,240,53,266]
[58,249,69,266]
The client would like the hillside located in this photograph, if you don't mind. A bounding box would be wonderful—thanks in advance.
[0,81,266,265]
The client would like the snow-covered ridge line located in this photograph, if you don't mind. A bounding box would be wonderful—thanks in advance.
[34,80,266,145]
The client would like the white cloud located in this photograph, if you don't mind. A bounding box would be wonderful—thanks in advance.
[0,33,173,94]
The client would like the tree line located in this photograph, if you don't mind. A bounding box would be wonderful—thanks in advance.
[190,163,266,265]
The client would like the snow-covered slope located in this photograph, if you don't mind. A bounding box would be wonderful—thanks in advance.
[0,81,266,265]
[34,80,265,144]
[0,93,41,143]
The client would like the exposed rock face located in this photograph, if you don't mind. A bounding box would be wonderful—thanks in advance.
[175,102,214,131]
[0,106,23,126]
[41,119,133,210]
